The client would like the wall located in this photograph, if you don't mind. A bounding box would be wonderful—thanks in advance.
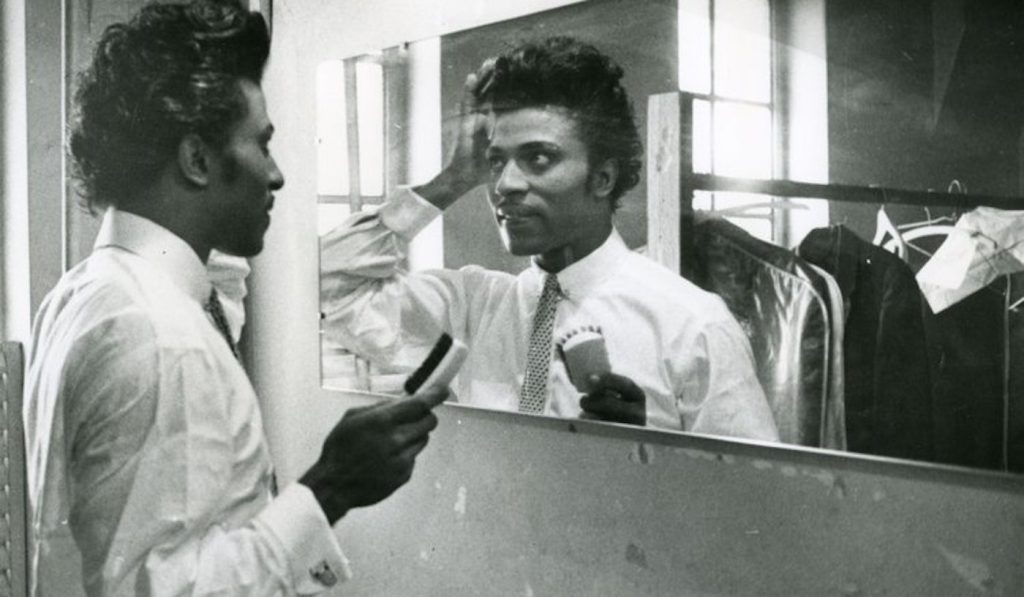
[255,0,1024,595]
[2,0,64,345]
[826,0,1024,234]
[340,405,1024,596]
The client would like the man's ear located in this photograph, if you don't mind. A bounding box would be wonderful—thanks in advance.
[590,158,619,201]
[178,133,211,188]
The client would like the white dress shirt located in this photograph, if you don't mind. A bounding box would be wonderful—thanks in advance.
[24,208,349,597]
[321,188,778,439]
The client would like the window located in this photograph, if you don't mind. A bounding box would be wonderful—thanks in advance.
[316,40,444,392]
[315,54,386,233]
[680,0,776,241]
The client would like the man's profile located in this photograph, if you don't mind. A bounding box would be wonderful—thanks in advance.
[24,2,445,595]
[321,37,778,439]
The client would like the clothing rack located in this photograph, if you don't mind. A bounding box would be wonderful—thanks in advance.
[646,92,1022,471]
[644,92,1024,277]
[685,174,1022,211]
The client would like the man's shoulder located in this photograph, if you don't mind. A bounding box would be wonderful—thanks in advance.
[612,250,735,321]
[40,250,201,349]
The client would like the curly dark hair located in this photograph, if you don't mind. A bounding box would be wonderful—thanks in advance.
[471,36,642,208]
[69,0,270,211]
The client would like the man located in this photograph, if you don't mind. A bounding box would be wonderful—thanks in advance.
[24,2,445,595]
[321,37,778,439]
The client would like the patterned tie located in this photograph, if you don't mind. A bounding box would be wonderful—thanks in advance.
[204,288,239,359]
[518,274,562,413]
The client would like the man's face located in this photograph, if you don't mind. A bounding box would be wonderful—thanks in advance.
[207,79,284,257]
[485,106,614,269]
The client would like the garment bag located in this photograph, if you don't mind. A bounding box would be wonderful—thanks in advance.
[693,217,834,448]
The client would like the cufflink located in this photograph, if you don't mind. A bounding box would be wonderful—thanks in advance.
[309,560,339,587]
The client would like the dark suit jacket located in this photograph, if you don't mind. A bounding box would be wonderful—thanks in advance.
[799,225,935,461]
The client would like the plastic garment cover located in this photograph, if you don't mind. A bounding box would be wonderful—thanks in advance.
[694,218,836,447]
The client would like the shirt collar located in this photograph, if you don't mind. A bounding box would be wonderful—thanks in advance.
[94,207,211,303]
[529,228,629,299]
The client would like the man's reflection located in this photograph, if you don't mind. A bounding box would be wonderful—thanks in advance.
[321,36,778,440]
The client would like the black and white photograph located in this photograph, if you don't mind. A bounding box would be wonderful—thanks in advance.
[2,0,1022,595]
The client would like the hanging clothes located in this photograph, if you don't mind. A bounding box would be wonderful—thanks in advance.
[924,278,1009,471]
[806,262,848,451]
[916,206,1024,313]
[798,225,934,461]
[1006,272,1024,473]
[693,217,839,448]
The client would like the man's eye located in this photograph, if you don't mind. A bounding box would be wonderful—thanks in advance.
[487,156,506,174]
[524,152,553,171]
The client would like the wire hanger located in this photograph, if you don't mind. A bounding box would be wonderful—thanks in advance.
[872,202,907,260]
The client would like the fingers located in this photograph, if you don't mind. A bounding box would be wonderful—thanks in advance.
[412,386,451,409]
[396,434,431,464]
[375,395,436,425]
[460,73,479,116]
[579,392,626,417]
[587,372,644,402]
[579,372,646,426]
[394,411,439,445]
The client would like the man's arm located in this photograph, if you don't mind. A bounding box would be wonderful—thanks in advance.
[678,319,780,441]
[61,317,444,596]
[319,74,494,369]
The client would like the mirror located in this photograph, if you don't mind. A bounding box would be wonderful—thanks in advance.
[318,0,1024,475]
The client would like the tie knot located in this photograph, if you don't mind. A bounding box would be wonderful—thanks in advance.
[206,288,219,310]
[204,288,238,358]
[542,274,561,297]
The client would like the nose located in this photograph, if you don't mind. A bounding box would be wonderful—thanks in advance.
[268,156,285,191]
[494,159,528,199]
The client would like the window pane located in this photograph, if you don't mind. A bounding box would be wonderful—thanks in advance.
[679,0,711,94]
[713,100,772,179]
[356,60,385,197]
[692,98,712,174]
[317,203,352,236]
[316,60,349,196]
[693,190,714,211]
[727,215,772,240]
[714,0,771,102]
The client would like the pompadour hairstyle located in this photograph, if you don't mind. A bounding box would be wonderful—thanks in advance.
[69,0,270,210]
[471,36,643,207]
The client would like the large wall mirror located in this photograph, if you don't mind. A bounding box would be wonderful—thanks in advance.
[317,0,1024,476]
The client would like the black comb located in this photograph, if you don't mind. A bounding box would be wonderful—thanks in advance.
[403,333,454,395]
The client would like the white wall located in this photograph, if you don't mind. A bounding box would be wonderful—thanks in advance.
[1,0,62,345]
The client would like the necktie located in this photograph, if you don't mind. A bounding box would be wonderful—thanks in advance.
[518,274,562,413]
[204,288,239,359]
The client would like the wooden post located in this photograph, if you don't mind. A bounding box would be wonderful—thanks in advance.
[646,92,695,278]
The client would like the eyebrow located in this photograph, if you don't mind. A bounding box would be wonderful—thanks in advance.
[487,140,560,154]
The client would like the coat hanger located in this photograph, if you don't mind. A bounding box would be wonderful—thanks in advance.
[872,203,907,260]
[896,206,958,230]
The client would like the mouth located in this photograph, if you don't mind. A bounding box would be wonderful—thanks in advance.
[495,208,534,225]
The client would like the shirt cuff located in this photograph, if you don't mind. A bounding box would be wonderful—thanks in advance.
[257,483,352,594]
[380,186,442,240]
